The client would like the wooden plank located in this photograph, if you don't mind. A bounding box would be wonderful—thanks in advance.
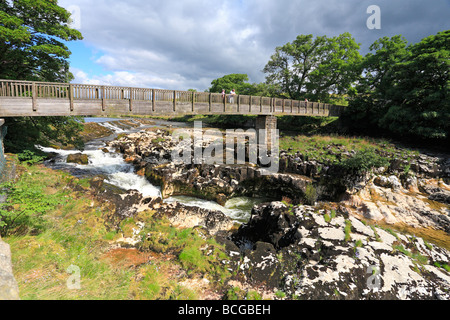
[173,90,177,112]
[0,79,345,117]
[72,100,103,116]
[131,101,153,115]
[32,82,37,111]
[69,84,74,111]
[35,99,70,116]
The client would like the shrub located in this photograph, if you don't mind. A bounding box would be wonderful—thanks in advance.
[0,180,64,237]
[17,149,46,165]
[303,184,318,205]
[340,148,390,174]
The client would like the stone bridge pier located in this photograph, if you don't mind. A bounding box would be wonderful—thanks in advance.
[255,115,278,149]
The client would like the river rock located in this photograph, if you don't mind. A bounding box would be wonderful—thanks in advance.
[374,175,402,190]
[66,153,89,165]
[226,201,450,300]
[87,175,234,236]
[0,238,20,300]
[156,201,235,236]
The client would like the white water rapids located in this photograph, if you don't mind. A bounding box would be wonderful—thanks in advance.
[39,118,264,223]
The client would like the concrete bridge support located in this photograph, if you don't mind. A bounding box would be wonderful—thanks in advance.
[0,119,4,152]
[255,115,277,149]
[0,118,5,164]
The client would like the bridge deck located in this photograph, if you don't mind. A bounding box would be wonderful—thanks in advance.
[0,79,345,117]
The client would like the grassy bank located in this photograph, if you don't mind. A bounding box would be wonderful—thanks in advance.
[279,133,420,167]
[1,163,231,300]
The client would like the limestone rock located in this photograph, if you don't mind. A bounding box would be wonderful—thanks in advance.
[227,202,450,300]
[0,238,20,300]
[66,153,89,165]
[374,175,402,190]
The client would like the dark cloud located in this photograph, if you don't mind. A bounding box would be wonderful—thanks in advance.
[61,0,450,90]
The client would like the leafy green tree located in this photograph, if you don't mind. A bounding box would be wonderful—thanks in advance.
[343,35,411,135]
[345,31,449,141]
[209,73,280,97]
[263,33,362,102]
[209,73,253,94]
[4,116,84,154]
[0,0,82,81]
[1,0,85,154]
[379,30,449,139]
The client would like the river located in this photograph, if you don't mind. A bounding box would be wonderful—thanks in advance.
[39,117,264,223]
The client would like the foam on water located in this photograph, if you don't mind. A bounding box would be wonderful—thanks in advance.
[39,121,262,223]
[98,122,126,133]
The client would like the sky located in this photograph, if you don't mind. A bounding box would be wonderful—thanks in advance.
[58,0,450,92]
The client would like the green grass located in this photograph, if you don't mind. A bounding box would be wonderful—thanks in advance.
[3,164,231,300]
[279,133,418,173]
[141,217,231,282]
[433,262,450,272]
[344,220,352,242]
[393,244,429,265]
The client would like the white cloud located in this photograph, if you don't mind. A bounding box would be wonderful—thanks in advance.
[61,0,450,91]
[71,67,211,91]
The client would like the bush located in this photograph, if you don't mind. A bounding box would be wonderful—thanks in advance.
[0,167,67,237]
[0,181,64,236]
[17,149,46,165]
[339,148,390,174]
[303,184,318,205]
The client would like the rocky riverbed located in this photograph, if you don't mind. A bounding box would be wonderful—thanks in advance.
[96,125,450,300]
[3,119,449,300]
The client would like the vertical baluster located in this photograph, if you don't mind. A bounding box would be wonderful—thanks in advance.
[32,82,37,111]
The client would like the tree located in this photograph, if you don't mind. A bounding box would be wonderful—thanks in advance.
[343,35,411,135]
[209,73,280,97]
[379,30,449,140]
[0,0,82,81]
[345,31,449,141]
[1,0,85,153]
[263,33,362,103]
[209,74,253,94]
[359,35,410,94]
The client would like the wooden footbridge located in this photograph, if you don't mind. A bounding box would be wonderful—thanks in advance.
[0,79,346,175]
[0,79,345,118]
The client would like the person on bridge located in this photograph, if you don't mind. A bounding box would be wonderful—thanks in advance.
[222,89,226,101]
[229,89,236,104]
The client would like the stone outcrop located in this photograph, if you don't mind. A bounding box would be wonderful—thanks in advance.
[88,176,235,237]
[343,176,450,233]
[109,129,314,205]
[103,125,450,300]
[227,201,450,300]
[66,153,89,165]
[0,237,20,300]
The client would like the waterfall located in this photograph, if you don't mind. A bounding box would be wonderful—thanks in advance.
[39,118,263,223]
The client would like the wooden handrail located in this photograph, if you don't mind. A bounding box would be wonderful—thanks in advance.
[0,78,345,117]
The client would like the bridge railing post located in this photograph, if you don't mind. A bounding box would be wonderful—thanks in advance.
[32,82,37,112]
[152,89,156,112]
[129,87,133,112]
[208,92,212,113]
[69,84,74,111]
[173,90,177,112]
[237,95,240,113]
[224,91,227,112]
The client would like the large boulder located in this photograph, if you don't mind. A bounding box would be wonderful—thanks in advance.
[0,238,20,300]
[67,153,89,165]
[227,202,450,300]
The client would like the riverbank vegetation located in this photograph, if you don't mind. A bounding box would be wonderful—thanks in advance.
[0,0,448,300]
[1,162,231,299]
